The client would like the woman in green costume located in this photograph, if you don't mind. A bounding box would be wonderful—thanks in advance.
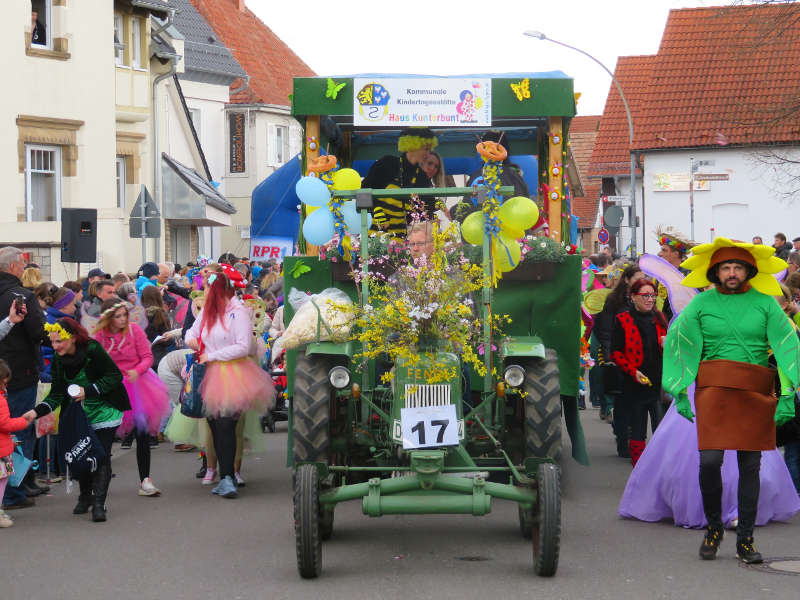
[25,317,130,522]
[662,238,800,564]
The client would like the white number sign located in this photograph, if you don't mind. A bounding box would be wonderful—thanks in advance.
[400,405,459,450]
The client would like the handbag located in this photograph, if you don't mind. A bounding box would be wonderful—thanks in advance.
[57,401,107,478]
[8,441,32,488]
[180,350,206,418]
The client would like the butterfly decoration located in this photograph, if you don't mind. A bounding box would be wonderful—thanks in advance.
[290,259,311,279]
[325,78,346,101]
[510,78,530,102]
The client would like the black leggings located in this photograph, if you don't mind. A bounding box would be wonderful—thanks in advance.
[78,426,117,494]
[207,416,239,479]
[616,393,657,442]
[135,430,151,481]
[699,449,761,539]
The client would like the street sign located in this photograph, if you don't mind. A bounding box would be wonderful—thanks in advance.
[598,228,609,244]
[604,205,625,227]
[604,195,629,204]
[129,186,161,239]
[693,173,729,181]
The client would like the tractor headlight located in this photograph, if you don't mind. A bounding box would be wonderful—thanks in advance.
[504,365,525,388]
[328,366,351,389]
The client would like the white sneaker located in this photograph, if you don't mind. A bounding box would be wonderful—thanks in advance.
[138,477,161,496]
[234,472,246,487]
[0,510,13,528]
[201,467,217,485]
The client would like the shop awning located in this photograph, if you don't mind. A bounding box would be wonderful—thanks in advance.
[162,153,236,227]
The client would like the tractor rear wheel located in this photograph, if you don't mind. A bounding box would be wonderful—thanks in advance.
[523,350,562,463]
[532,462,561,577]
[294,464,322,578]
[292,354,331,464]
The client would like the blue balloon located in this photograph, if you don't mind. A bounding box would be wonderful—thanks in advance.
[342,200,371,233]
[295,176,330,207]
[302,207,335,245]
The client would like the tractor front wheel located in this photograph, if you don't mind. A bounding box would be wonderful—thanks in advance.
[294,464,322,578]
[532,462,561,577]
[292,354,331,464]
[523,350,562,463]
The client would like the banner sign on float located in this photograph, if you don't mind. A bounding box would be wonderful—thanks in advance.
[250,236,294,261]
[353,78,491,127]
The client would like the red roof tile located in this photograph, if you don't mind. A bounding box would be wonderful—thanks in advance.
[189,0,315,105]
[569,116,602,226]
[589,55,655,176]
[632,4,800,151]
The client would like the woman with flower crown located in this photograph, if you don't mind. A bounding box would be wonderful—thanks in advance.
[26,317,130,522]
[93,298,170,498]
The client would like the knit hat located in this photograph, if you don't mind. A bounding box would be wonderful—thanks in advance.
[397,127,438,152]
[138,262,159,279]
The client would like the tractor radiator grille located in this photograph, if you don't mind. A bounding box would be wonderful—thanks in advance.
[404,384,451,408]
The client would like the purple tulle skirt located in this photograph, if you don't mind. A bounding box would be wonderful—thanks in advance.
[619,385,800,528]
[118,369,171,436]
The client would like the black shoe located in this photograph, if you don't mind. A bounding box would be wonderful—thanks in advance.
[22,482,42,498]
[35,482,50,494]
[196,454,207,479]
[120,435,133,449]
[2,497,36,510]
[91,500,107,522]
[736,537,763,564]
[699,526,724,560]
[73,494,92,515]
[149,435,159,448]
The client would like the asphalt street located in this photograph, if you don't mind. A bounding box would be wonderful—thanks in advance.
[4,409,799,600]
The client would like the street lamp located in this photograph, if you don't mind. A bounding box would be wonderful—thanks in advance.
[523,31,639,257]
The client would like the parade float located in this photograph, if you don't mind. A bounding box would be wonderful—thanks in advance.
[279,73,583,578]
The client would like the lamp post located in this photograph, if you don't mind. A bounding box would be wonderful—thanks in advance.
[523,31,638,257]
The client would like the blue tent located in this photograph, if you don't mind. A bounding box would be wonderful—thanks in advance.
[250,153,302,242]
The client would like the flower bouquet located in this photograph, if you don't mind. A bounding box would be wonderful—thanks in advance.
[352,223,487,384]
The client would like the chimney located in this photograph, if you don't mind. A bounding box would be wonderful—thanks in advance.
[237,0,247,11]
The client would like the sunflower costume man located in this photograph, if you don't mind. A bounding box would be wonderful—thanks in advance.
[662,237,800,564]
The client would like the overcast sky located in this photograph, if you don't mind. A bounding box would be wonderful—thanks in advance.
[248,0,729,116]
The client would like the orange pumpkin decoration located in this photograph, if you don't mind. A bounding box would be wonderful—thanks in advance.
[307,154,338,175]
[476,141,508,162]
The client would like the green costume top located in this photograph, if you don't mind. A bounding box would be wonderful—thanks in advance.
[663,287,800,399]
[37,339,130,429]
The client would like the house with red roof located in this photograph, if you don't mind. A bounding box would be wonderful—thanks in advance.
[189,0,315,256]
[591,3,800,255]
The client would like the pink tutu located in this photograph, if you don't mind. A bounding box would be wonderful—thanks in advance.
[118,369,171,436]
[200,357,274,418]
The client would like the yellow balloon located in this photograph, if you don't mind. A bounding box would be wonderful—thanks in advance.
[500,223,524,240]
[498,196,539,232]
[332,168,362,191]
[493,232,521,272]
[462,211,485,246]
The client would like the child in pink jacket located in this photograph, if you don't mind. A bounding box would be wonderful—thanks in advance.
[93,300,169,497]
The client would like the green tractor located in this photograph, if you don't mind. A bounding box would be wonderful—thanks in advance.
[282,74,583,578]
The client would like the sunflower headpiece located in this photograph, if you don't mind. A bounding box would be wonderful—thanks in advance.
[44,322,71,340]
[681,237,786,295]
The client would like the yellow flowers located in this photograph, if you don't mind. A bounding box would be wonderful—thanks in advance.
[44,322,71,340]
[352,222,488,384]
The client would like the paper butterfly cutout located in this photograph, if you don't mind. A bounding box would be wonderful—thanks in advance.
[326,78,346,100]
[510,78,530,102]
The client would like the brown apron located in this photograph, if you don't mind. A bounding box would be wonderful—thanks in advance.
[695,359,777,451]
